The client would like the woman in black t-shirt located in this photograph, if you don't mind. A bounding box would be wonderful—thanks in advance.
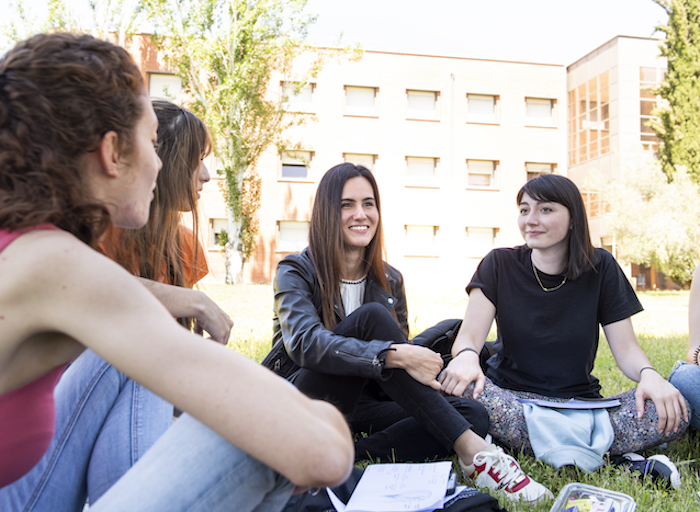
[439,174,688,457]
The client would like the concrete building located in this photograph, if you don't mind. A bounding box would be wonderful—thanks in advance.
[243,50,566,287]
[129,34,671,289]
[566,35,672,289]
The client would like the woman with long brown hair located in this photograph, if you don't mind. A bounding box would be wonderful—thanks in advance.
[104,99,212,303]
[268,162,552,503]
[0,32,352,510]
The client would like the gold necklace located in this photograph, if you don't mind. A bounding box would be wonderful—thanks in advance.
[531,258,566,292]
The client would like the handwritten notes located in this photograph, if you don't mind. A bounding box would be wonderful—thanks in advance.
[328,462,453,512]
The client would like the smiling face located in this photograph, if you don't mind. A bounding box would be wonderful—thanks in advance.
[518,192,571,254]
[113,93,162,228]
[340,176,379,254]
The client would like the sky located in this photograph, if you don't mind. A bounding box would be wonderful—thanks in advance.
[304,0,669,66]
[1,0,669,66]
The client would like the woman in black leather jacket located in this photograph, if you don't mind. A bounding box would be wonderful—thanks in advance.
[267,163,552,503]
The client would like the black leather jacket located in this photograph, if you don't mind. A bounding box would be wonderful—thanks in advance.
[271,248,408,380]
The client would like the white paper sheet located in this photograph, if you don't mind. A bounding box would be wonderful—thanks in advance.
[327,462,453,512]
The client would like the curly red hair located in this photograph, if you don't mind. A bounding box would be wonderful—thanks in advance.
[0,33,145,246]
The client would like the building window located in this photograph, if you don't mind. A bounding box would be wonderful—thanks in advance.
[148,73,182,101]
[467,94,498,124]
[282,81,314,113]
[568,72,610,166]
[345,86,378,116]
[581,191,602,219]
[467,159,497,188]
[526,162,555,181]
[280,150,312,179]
[405,157,439,186]
[210,218,228,248]
[525,97,555,127]
[278,221,309,253]
[406,157,437,179]
[406,90,438,119]
[466,227,497,257]
[405,225,438,256]
[640,67,664,152]
[344,153,376,171]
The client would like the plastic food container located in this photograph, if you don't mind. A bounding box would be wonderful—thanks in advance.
[549,483,636,512]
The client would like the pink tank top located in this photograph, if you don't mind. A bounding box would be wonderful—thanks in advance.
[0,225,68,488]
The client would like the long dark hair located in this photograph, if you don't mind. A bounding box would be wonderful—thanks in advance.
[0,33,144,246]
[517,174,595,279]
[106,101,211,328]
[308,163,389,330]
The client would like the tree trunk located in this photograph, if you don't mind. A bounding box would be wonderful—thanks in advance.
[224,217,245,284]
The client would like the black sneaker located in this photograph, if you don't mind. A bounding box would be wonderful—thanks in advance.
[613,452,681,490]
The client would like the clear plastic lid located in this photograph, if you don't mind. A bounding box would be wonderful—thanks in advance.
[549,483,636,512]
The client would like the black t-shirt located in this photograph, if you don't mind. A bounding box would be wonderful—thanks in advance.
[468,246,643,398]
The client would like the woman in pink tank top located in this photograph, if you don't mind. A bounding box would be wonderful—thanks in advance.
[0,33,352,510]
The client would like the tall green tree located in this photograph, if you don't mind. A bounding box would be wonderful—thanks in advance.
[1,0,143,51]
[651,0,700,183]
[590,153,700,287]
[142,0,333,284]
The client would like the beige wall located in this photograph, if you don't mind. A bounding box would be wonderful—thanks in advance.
[130,36,569,287]
[251,50,567,288]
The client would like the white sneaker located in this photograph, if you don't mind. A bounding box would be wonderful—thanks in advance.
[460,446,554,503]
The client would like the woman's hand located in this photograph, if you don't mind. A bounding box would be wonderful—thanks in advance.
[635,369,689,434]
[385,344,444,390]
[439,287,495,398]
[138,279,234,344]
[439,350,485,399]
[604,318,689,434]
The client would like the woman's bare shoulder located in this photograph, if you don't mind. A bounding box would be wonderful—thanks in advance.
[2,229,127,285]
[0,228,139,332]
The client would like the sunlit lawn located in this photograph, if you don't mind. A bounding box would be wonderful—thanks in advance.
[199,283,699,511]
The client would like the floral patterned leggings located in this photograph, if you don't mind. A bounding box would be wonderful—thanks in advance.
[466,378,690,455]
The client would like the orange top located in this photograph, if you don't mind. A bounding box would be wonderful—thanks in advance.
[100,224,208,287]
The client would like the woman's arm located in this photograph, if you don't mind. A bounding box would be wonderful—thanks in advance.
[3,231,353,488]
[688,265,700,363]
[439,288,496,399]
[137,278,233,344]
[604,318,688,435]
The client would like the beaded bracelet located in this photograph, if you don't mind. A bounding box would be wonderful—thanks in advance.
[693,345,700,366]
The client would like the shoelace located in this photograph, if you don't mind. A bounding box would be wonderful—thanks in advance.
[488,453,528,491]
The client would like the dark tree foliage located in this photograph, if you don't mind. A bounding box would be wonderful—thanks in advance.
[652,0,700,184]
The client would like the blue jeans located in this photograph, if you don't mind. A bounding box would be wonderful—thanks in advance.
[0,350,293,511]
[669,361,700,430]
[90,414,294,512]
[0,350,173,510]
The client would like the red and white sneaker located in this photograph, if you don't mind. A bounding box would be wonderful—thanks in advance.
[460,446,553,503]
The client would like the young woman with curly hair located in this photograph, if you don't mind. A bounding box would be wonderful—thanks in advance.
[0,33,352,511]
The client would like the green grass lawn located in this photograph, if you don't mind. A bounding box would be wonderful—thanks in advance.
[198,283,699,511]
